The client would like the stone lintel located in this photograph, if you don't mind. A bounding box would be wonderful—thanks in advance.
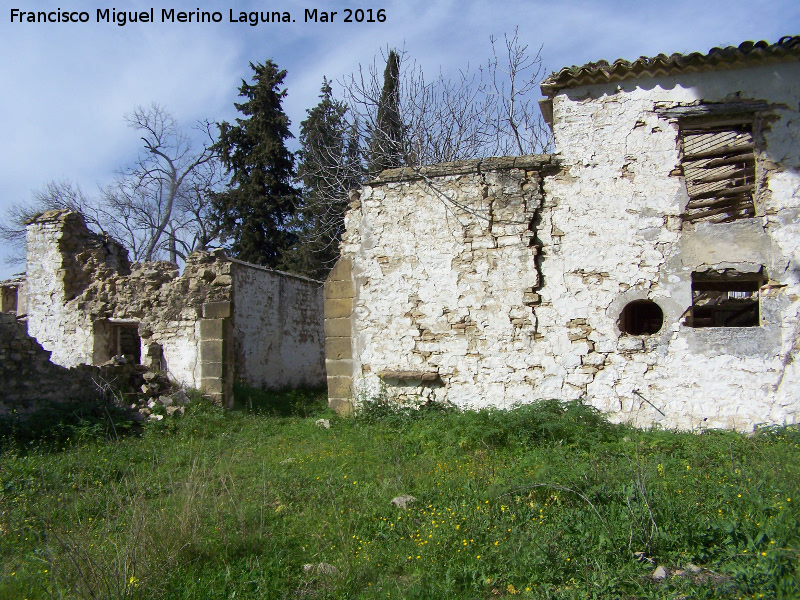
[378,370,441,382]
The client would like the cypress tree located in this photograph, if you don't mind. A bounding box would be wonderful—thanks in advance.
[285,78,360,278]
[368,50,404,176]
[212,60,298,267]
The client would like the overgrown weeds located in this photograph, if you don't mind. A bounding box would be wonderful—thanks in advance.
[0,400,136,451]
[233,383,328,417]
[1,392,798,599]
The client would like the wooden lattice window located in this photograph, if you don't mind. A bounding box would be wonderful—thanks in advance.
[679,117,756,224]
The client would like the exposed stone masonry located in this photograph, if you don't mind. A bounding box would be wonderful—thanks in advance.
[333,156,558,409]
[18,210,325,409]
[0,312,140,415]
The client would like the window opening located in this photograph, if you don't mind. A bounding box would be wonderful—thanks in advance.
[93,320,141,364]
[1,285,18,313]
[117,325,142,363]
[688,271,761,328]
[619,300,664,335]
[679,116,756,224]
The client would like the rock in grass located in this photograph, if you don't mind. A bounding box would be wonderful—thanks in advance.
[391,494,417,509]
[316,419,330,429]
[685,563,701,573]
[303,562,338,576]
[652,565,668,580]
[172,390,190,405]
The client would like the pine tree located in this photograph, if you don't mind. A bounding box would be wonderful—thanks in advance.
[285,78,361,279]
[212,60,298,266]
[368,50,404,176]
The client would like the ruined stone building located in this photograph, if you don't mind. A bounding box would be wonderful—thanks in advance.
[324,36,800,430]
[1,210,326,408]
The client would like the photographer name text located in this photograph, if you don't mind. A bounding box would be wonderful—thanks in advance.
[9,7,387,26]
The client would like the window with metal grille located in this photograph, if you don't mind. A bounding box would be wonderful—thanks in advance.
[687,270,761,328]
[679,117,756,224]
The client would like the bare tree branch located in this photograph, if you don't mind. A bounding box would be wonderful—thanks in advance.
[0,104,224,269]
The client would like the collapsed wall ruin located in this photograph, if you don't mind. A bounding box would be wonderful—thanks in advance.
[325,37,800,430]
[0,311,101,413]
[1,209,326,410]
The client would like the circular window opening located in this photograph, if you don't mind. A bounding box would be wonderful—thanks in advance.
[619,300,663,335]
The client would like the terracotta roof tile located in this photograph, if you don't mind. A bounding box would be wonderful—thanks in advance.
[541,36,800,96]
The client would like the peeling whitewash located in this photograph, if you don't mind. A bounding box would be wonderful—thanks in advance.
[231,260,327,389]
[333,59,800,430]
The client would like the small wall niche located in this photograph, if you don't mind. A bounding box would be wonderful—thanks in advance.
[619,300,664,335]
[0,285,18,313]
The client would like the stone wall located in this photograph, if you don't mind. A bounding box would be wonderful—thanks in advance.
[231,259,326,391]
[0,312,104,414]
[333,59,800,430]
[333,156,557,410]
[22,210,326,407]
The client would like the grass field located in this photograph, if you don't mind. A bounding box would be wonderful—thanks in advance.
[1,389,799,599]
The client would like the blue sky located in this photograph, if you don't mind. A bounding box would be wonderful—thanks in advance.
[1,0,798,278]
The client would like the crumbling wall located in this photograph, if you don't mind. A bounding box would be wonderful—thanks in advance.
[75,252,233,389]
[25,210,128,367]
[536,60,800,429]
[231,260,326,390]
[335,62,800,430]
[24,211,232,392]
[23,210,326,407]
[334,156,555,409]
[1,312,105,414]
